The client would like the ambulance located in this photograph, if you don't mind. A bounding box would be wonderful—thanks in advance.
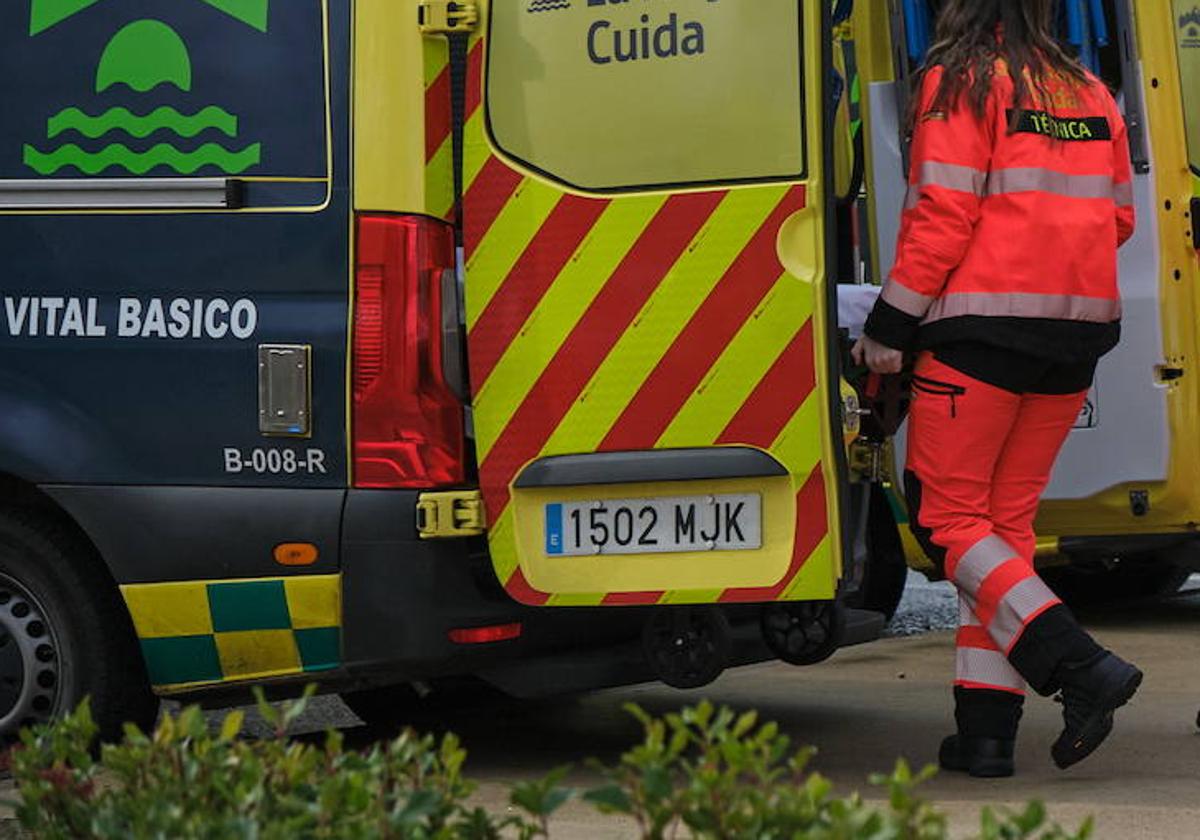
[848,0,1200,604]
[0,0,889,740]
[0,0,1192,741]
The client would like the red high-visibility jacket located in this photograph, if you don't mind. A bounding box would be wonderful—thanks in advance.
[865,62,1134,359]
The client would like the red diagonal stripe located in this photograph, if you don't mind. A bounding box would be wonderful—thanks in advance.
[425,63,452,162]
[464,156,524,258]
[468,195,610,388]
[465,38,485,118]
[479,192,727,523]
[717,321,816,447]
[598,186,807,452]
[505,566,550,606]
[719,466,826,603]
[602,591,664,605]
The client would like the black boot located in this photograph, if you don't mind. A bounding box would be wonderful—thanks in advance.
[1050,651,1142,769]
[939,733,1016,778]
[939,687,1022,778]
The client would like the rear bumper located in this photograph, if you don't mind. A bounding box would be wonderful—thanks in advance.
[340,490,887,693]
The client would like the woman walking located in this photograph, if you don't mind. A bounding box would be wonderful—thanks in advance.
[853,0,1141,777]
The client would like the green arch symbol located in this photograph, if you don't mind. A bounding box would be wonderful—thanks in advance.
[96,19,192,92]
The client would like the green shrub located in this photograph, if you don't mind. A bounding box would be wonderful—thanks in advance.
[581,701,1092,840]
[6,693,1092,840]
[8,687,553,839]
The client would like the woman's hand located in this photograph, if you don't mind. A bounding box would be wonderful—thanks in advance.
[851,335,904,375]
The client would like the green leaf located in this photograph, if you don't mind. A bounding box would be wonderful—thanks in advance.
[220,711,245,743]
[583,784,634,814]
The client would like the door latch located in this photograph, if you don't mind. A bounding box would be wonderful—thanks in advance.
[1191,198,1199,252]
[418,1,478,34]
[416,490,486,538]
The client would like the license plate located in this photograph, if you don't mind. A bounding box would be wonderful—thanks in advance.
[544,493,762,557]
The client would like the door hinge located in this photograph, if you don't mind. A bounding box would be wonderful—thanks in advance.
[417,490,486,538]
[418,1,478,34]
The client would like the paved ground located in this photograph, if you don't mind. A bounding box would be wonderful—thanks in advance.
[212,574,1200,838]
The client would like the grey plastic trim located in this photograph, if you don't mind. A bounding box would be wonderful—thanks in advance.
[514,447,788,489]
[0,178,236,210]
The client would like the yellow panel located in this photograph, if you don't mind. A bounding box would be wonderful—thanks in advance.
[465,182,562,326]
[215,630,302,680]
[473,195,666,458]
[283,574,341,629]
[657,272,810,448]
[1037,1,1200,537]
[512,476,796,595]
[462,109,492,194]
[781,536,835,600]
[486,0,805,192]
[354,0,432,213]
[121,582,213,639]
[770,393,824,476]
[536,188,786,459]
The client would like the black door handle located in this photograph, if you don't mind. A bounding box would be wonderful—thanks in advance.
[1192,197,1200,251]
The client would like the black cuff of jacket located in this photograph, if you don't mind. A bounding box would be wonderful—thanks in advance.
[863,298,921,352]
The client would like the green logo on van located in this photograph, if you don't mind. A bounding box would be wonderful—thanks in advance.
[23,0,269,177]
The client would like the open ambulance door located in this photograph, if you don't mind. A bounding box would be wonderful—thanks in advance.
[459,1,851,634]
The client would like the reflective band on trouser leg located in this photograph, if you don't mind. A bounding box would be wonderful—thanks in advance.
[988,575,1061,653]
[950,534,1016,594]
[951,534,1061,656]
[956,595,1025,695]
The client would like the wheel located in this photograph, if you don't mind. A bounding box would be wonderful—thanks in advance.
[761,600,846,666]
[1041,560,1191,607]
[847,485,909,621]
[0,510,158,743]
[641,606,732,690]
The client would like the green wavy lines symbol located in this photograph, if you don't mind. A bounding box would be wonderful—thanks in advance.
[47,106,238,139]
[22,142,262,175]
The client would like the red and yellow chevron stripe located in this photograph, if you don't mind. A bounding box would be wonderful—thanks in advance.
[448,38,837,607]
[423,39,455,222]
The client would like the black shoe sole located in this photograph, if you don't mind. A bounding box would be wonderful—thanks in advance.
[1052,666,1143,770]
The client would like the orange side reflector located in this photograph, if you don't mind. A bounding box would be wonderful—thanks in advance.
[274,543,319,567]
[448,623,522,645]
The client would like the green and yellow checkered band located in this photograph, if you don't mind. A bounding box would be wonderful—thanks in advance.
[120,575,341,692]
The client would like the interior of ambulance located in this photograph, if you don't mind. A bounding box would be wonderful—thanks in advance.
[835,0,1200,607]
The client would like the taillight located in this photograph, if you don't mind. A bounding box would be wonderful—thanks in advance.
[353,214,465,488]
[448,623,523,644]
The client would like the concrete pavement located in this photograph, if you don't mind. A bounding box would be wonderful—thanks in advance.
[376,588,1200,838]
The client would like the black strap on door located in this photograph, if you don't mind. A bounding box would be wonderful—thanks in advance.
[448,33,470,244]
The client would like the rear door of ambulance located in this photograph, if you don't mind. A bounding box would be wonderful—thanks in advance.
[460,1,846,608]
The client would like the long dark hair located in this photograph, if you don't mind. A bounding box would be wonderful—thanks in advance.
[915,0,1088,126]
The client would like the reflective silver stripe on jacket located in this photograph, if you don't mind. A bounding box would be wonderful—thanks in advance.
[904,162,1129,208]
[1114,180,1134,207]
[924,292,1122,324]
[880,279,936,318]
[956,647,1026,692]
[988,168,1119,201]
[904,161,989,209]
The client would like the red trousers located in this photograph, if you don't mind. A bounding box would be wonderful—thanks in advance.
[906,354,1087,697]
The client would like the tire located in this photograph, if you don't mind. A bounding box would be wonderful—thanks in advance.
[1041,560,1191,607]
[847,486,909,621]
[0,509,158,743]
